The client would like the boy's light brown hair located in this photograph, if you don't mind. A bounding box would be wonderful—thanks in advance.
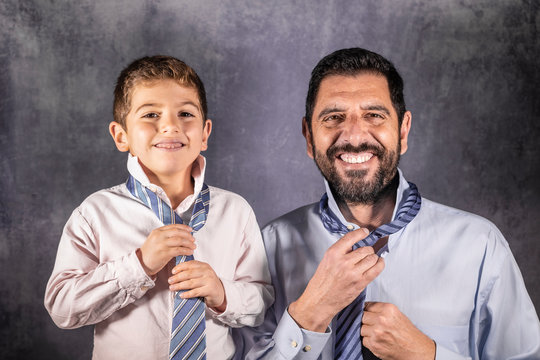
[113,55,208,129]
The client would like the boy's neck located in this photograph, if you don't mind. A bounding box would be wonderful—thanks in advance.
[140,163,195,209]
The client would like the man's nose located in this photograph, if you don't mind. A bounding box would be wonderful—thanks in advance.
[340,115,368,146]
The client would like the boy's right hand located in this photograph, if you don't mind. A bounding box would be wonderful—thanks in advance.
[137,224,197,276]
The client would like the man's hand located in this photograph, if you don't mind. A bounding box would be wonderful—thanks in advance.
[361,302,436,360]
[168,260,227,313]
[137,224,196,276]
[288,228,385,332]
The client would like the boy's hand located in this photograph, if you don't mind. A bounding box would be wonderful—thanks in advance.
[168,261,227,313]
[137,224,196,276]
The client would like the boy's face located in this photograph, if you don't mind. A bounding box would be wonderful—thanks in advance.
[110,79,211,182]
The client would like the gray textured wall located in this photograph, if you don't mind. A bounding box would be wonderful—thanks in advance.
[1,0,539,358]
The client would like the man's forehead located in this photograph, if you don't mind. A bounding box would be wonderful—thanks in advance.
[314,73,392,108]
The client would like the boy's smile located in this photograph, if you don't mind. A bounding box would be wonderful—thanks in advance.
[110,79,212,188]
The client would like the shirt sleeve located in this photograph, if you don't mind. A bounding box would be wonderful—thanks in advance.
[209,209,274,328]
[474,228,540,359]
[244,307,331,359]
[44,207,155,329]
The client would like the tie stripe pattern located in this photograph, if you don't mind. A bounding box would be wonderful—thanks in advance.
[319,182,421,360]
[126,176,210,360]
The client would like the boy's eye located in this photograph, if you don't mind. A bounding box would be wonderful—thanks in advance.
[179,111,194,118]
[142,112,159,119]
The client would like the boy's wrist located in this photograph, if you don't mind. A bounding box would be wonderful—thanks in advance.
[136,248,156,278]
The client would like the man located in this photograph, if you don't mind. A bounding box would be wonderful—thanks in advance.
[245,48,540,359]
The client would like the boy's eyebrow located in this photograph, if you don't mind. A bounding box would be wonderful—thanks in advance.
[134,101,200,113]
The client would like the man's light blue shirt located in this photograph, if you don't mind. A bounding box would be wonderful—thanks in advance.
[245,170,540,359]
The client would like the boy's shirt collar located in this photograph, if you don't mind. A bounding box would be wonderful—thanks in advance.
[126,153,207,214]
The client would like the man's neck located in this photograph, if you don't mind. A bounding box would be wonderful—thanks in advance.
[336,176,399,232]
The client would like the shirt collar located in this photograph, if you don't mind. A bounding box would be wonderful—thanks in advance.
[323,168,411,231]
[126,153,207,213]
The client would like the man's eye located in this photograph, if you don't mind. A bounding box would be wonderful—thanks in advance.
[367,112,384,119]
[142,113,159,119]
[323,115,343,122]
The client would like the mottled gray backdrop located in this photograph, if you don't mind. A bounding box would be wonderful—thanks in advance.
[1,0,539,358]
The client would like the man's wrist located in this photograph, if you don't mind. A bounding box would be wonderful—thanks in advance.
[289,296,333,332]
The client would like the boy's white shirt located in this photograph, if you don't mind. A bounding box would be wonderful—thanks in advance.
[44,154,274,360]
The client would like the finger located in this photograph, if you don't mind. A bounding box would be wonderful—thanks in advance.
[158,224,193,232]
[179,287,207,299]
[361,308,378,326]
[168,267,206,285]
[362,256,385,280]
[360,322,373,337]
[165,239,197,255]
[172,260,206,274]
[345,246,375,263]
[334,228,370,253]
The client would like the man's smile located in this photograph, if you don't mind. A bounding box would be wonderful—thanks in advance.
[338,152,374,164]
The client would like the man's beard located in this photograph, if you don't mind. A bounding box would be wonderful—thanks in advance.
[313,141,400,205]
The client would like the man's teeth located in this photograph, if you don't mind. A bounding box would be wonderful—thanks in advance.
[340,153,373,164]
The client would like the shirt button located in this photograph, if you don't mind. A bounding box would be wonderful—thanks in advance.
[347,224,354,230]
[291,340,298,348]
[303,345,312,352]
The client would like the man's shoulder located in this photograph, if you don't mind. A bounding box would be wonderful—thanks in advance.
[262,202,319,236]
[418,197,506,247]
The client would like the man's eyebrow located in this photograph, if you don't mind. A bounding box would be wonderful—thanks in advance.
[362,104,391,115]
[317,106,346,119]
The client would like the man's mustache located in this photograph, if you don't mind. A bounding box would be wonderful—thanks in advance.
[326,142,384,158]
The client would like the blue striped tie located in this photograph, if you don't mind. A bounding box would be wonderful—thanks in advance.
[126,176,210,360]
[319,182,421,359]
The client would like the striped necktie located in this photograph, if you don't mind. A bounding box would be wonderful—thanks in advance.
[126,175,210,360]
[319,182,421,360]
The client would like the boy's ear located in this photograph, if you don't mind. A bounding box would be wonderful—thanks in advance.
[109,121,130,152]
[201,119,213,151]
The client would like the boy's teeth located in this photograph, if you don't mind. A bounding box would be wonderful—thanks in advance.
[156,143,182,149]
[340,153,373,164]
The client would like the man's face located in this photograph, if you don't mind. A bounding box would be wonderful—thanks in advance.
[303,73,411,205]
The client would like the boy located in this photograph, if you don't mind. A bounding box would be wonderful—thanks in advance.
[44,56,274,359]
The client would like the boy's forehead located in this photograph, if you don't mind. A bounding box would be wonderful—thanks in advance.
[130,79,200,106]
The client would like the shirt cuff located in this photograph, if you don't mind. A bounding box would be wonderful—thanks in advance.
[115,250,155,299]
[435,342,470,360]
[272,308,331,359]
[208,278,246,324]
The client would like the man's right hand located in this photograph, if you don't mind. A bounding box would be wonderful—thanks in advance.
[137,224,197,276]
[288,228,384,332]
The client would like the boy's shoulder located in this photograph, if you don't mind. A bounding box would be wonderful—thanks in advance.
[74,183,131,215]
[206,185,254,213]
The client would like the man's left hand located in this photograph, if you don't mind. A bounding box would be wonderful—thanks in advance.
[361,302,435,360]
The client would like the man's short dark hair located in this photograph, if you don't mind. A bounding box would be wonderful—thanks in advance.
[305,48,406,129]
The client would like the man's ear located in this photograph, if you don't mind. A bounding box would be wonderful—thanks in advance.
[109,121,130,152]
[200,119,213,152]
[399,111,412,155]
[302,117,314,159]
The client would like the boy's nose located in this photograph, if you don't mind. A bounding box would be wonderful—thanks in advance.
[160,113,181,133]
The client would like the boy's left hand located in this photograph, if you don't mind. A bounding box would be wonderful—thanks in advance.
[168,261,227,313]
